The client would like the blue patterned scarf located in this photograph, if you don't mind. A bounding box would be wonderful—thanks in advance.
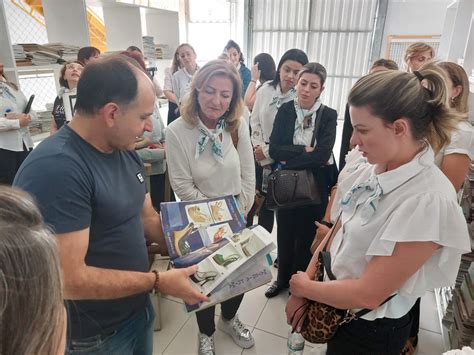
[195,116,226,163]
[269,87,296,109]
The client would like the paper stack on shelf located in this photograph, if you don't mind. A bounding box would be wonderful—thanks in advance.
[12,44,26,59]
[142,36,157,61]
[13,44,32,66]
[156,44,172,59]
[16,43,60,66]
[444,144,474,349]
[14,43,81,66]
[46,43,80,62]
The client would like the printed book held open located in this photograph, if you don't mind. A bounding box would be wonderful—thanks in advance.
[160,196,275,312]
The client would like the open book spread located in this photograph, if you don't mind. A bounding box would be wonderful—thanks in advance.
[160,196,275,312]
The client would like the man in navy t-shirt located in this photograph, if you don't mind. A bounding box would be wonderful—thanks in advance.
[14,56,207,354]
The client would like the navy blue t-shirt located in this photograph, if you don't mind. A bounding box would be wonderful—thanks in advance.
[14,125,149,339]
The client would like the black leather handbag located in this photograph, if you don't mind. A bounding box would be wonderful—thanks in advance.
[266,105,325,211]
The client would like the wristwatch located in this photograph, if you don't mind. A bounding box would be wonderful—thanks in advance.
[319,220,334,228]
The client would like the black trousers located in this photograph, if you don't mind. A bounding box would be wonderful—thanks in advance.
[326,312,412,355]
[408,297,421,338]
[0,147,31,185]
[167,101,180,125]
[196,294,244,336]
[246,199,274,232]
[276,204,324,286]
[246,163,274,232]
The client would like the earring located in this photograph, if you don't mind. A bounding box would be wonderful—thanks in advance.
[450,96,456,104]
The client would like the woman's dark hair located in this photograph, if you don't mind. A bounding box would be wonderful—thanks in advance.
[271,49,308,88]
[171,46,181,73]
[75,56,140,115]
[224,40,244,64]
[77,46,100,65]
[348,62,465,153]
[120,51,148,74]
[297,62,327,86]
[438,61,469,114]
[371,58,399,71]
[126,45,142,53]
[253,53,276,83]
[59,61,83,89]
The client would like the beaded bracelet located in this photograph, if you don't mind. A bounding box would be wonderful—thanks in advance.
[152,270,160,292]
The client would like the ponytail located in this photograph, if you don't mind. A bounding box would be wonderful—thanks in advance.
[348,62,465,153]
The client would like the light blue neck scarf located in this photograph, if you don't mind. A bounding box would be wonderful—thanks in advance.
[195,116,226,163]
[269,86,296,109]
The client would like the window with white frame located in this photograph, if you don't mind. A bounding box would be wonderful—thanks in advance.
[187,0,244,65]
[249,0,378,117]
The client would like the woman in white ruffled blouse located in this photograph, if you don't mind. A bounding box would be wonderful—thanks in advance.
[286,63,471,354]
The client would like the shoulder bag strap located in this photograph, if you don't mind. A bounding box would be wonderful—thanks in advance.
[317,212,398,315]
[310,104,325,147]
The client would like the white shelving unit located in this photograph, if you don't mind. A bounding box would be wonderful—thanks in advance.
[434,287,452,352]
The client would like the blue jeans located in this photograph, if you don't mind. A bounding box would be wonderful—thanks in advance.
[67,297,155,355]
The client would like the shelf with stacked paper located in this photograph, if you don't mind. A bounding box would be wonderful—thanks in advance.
[436,155,474,351]
[160,195,275,313]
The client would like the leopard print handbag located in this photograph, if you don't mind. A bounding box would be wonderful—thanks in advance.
[299,252,358,343]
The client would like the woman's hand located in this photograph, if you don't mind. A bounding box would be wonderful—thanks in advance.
[254,145,266,161]
[285,294,308,332]
[305,146,314,153]
[289,271,311,298]
[311,221,330,253]
[251,63,260,82]
[6,112,31,127]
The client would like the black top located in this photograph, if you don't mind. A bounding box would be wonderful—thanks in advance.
[269,100,338,202]
[339,104,353,170]
[52,96,67,130]
[14,125,149,339]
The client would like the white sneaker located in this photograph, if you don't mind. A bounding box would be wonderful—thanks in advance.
[217,314,255,349]
[198,332,215,355]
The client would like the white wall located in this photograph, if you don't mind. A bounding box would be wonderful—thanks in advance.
[380,0,451,57]
[103,5,143,51]
[145,9,179,51]
[42,0,90,47]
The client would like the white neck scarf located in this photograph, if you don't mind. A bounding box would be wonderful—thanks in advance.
[195,116,226,164]
[269,85,296,109]
[293,97,322,146]
[341,145,434,225]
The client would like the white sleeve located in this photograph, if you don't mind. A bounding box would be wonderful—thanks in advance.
[250,90,265,148]
[163,68,173,92]
[236,121,256,213]
[0,117,20,131]
[165,125,207,201]
[366,193,471,297]
[250,89,273,166]
[444,123,474,160]
[172,72,181,103]
[153,76,163,97]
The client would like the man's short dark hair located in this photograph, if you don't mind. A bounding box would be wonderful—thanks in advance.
[126,45,142,54]
[371,58,399,71]
[74,56,139,115]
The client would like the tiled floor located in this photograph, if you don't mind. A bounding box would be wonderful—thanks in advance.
[152,224,446,355]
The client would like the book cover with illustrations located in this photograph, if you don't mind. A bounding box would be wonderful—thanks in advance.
[187,225,275,297]
[160,196,246,266]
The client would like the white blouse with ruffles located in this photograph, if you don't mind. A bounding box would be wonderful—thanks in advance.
[328,147,470,320]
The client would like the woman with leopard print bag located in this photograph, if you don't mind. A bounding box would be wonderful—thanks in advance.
[285,63,470,354]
